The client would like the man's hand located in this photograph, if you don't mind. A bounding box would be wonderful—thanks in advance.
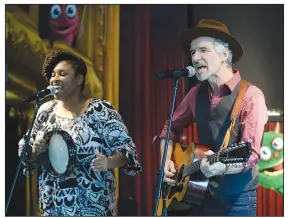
[200,150,227,178]
[163,159,177,186]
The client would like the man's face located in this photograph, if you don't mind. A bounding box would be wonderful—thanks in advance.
[190,36,225,81]
[49,60,83,100]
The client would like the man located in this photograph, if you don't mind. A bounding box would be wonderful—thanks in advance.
[157,19,268,216]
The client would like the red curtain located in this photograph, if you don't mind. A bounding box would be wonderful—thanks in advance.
[119,5,187,216]
[118,5,283,216]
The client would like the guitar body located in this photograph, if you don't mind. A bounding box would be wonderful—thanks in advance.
[156,141,251,216]
[157,143,209,216]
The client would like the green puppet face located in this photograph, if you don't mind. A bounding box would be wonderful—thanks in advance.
[259,131,283,194]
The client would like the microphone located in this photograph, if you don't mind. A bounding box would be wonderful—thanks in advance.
[156,66,195,79]
[22,86,57,104]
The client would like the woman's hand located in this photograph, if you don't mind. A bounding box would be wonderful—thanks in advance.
[91,154,109,171]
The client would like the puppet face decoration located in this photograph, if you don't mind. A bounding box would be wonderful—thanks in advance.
[258,123,283,195]
[49,5,79,36]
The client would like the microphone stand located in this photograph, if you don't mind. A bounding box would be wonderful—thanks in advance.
[6,96,42,216]
[153,77,180,216]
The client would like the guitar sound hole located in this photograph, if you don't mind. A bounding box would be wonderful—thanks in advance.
[176,183,183,192]
[176,165,185,183]
[168,165,185,198]
[168,183,184,198]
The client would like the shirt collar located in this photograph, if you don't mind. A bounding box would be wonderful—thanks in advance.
[226,69,241,92]
[207,69,241,95]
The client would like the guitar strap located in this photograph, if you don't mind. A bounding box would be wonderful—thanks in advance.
[219,80,248,151]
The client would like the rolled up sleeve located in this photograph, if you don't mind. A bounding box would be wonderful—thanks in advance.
[240,88,268,172]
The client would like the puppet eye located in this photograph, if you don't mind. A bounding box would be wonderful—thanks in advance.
[66,5,77,18]
[50,5,61,20]
[260,146,271,161]
[271,137,283,151]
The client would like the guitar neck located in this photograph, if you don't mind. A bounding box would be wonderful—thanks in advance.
[182,150,228,178]
[181,141,251,178]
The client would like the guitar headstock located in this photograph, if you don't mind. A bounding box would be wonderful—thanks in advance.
[218,140,252,164]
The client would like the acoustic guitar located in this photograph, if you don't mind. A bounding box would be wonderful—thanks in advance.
[157,141,252,216]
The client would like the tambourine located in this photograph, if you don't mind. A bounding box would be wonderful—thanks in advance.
[42,129,77,178]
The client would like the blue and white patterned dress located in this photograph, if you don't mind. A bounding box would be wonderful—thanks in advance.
[18,99,142,216]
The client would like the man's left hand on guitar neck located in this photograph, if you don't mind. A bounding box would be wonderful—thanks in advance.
[200,150,245,178]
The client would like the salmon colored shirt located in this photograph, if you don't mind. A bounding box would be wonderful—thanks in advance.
[157,69,268,172]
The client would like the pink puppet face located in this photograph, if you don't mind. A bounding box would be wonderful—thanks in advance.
[49,4,79,36]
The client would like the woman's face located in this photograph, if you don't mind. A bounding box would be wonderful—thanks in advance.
[49,60,83,100]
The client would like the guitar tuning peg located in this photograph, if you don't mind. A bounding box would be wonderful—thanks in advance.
[156,170,160,175]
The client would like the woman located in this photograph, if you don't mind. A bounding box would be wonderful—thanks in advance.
[18,50,142,216]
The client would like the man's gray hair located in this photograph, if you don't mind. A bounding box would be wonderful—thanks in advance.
[213,38,233,68]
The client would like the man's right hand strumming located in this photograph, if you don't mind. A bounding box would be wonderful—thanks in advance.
[163,159,176,186]
[160,139,177,186]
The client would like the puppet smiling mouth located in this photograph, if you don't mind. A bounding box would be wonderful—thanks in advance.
[261,159,283,176]
[55,25,71,31]
[50,24,74,35]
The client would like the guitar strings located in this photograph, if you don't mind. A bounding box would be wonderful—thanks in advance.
[182,142,249,177]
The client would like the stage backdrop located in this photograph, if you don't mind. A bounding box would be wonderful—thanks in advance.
[119,5,188,216]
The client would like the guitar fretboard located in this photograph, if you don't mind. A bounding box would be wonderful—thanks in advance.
[182,142,250,178]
